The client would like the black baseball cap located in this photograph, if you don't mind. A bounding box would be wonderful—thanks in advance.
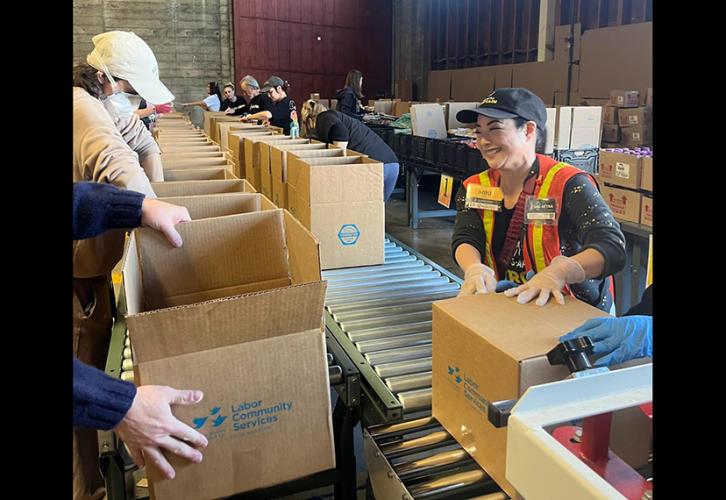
[260,76,285,92]
[457,88,547,131]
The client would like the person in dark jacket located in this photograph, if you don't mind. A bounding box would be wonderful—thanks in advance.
[301,100,400,201]
[72,181,208,482]
[334,69,365,120]
[241,76,296,134]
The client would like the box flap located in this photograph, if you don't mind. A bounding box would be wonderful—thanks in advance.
[134,210,290,310]
[433,294,609,361]
[283,210,321,284]
[128,281,327,362]
[151,179,251,197]
[157,193,267,219]
[163,168,230,181]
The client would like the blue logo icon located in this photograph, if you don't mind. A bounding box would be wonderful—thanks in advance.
[448,365,462,384]
[193,407,228,429]
[338,224,360,245]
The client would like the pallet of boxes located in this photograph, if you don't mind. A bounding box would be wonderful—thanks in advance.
[552,104,603,173]
[599,89,653,228]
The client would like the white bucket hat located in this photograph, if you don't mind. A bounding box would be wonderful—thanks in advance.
[87,31,174,104]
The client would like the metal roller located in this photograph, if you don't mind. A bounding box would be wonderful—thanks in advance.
[328,365,343,385]
[347,321,432,342]
[122,358,134,371]
[385,247,407,255]
[374,357,433,379]
[123,347,132,359]
[322,260,425,278]
[327,265,434,285]
[326,353,334,365]
[398,387,433,412]
[327,272,441,291]
[327,291,457,314]
[124,336,131,347]
[326,283,459,306]
[467,493,507,500]
[407,469,489,499]
[326,277,450,299]
[355,333,432,354]
[379,430,453,456]
[395,449,471,477]
[332,301,434,323]
[385,371,432,393]
[120,371,134,382]
[367,416,437,439]
[384,255,417,264]
[339,310,432,331]
[365,345,433,365]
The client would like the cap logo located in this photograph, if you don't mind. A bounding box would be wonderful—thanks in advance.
[480,96,497,105]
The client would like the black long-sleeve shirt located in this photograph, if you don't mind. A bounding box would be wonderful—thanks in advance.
[334,87,363,120]
[451,158,626,310]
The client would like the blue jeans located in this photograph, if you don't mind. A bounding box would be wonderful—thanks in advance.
[383,162,400,201]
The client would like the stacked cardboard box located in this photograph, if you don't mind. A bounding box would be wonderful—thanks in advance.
[599,148,653,226]
[286,153,384,269]
[243,136,310,191]
[602,90,652,148]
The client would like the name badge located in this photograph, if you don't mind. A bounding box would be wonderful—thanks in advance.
[525,197,557,225]
[465,184,504,211]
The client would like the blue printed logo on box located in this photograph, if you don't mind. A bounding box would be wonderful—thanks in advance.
[338,224,360,245]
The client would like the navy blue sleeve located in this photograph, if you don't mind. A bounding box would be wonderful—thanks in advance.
[73,182,145,240]
[73,358,136,430]
[336,92,361,119]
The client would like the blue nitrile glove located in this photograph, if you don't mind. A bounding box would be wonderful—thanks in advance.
[496,271,535,293]
[559,316,653,367]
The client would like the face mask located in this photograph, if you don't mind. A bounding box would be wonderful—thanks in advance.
[96,54,140,118]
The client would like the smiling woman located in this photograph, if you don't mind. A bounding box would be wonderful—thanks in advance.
[451,88,626,312]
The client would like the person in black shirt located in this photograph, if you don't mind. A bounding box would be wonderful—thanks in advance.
[225,75,267,116]
[451,88,626,311]
[220,83,242,112]
[241,76,296,135]
[301,100,400,201]
[334,69,364,120]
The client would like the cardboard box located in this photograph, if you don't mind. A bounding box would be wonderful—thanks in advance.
[271,148,359,209]
[599,150,641,190]
[162,157,230,170]
[640,156,653,191]
[554,23,582,63]
[258,139,312,199]
[555,106,602,150]
[393,100,415,117]
[286,154,384,269]
[609,90,640,108]
[432,294,609,498]
[245,136,305,190]
[602,105,619,125]
[123,209,334,499]
[427,71,452,101]
[218,123,267,152]
[160,143,221,154]
[371,100,394,115]
[162,168,237,182]
[600,185,641,223]
[229,130,275,178]
[210,115,243,143]
[617,107,652,128]
[544,108,557,155]
[162,150,225,161]
[602,124,621,143]
[158,193,277,219]
[450,66,497,102]
[151,179,256,197]
[445,102,479,129]
[410,103,447,139]
[620,125,652,147]
[640,195,653,226]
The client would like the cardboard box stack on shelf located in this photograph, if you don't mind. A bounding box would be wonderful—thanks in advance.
[602,90,652,149]
[599,147,653,226]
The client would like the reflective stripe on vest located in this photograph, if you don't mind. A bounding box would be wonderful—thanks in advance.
[477,171,497,272]
[531,162,568,272]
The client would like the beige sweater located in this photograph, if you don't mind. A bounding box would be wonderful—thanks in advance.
[72,86,163,278]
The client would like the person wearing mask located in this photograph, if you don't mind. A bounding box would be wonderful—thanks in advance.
[559,284,653,366]
[225,75,267,116]
[301,100,400,202]
[334,69,365,120]
[73,181,207,481]
[181,81,222,111]
[452,88,626,311]
[219,82,240,112]
[72,30,175,500]
[241,76,296,135]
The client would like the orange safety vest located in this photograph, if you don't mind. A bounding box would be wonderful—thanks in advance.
[462,154,596,284]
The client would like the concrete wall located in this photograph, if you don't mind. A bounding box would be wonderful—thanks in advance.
[73,0,234,106]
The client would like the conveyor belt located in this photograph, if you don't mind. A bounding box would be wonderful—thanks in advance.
[325,235,506,499]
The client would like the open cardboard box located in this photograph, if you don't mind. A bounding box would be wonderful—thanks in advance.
[161,157,230,170]
[151,179,256,197]
[162,168,238,182]
[158,193,277,220]
[123,209,333,499]
[243,136,304,190]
